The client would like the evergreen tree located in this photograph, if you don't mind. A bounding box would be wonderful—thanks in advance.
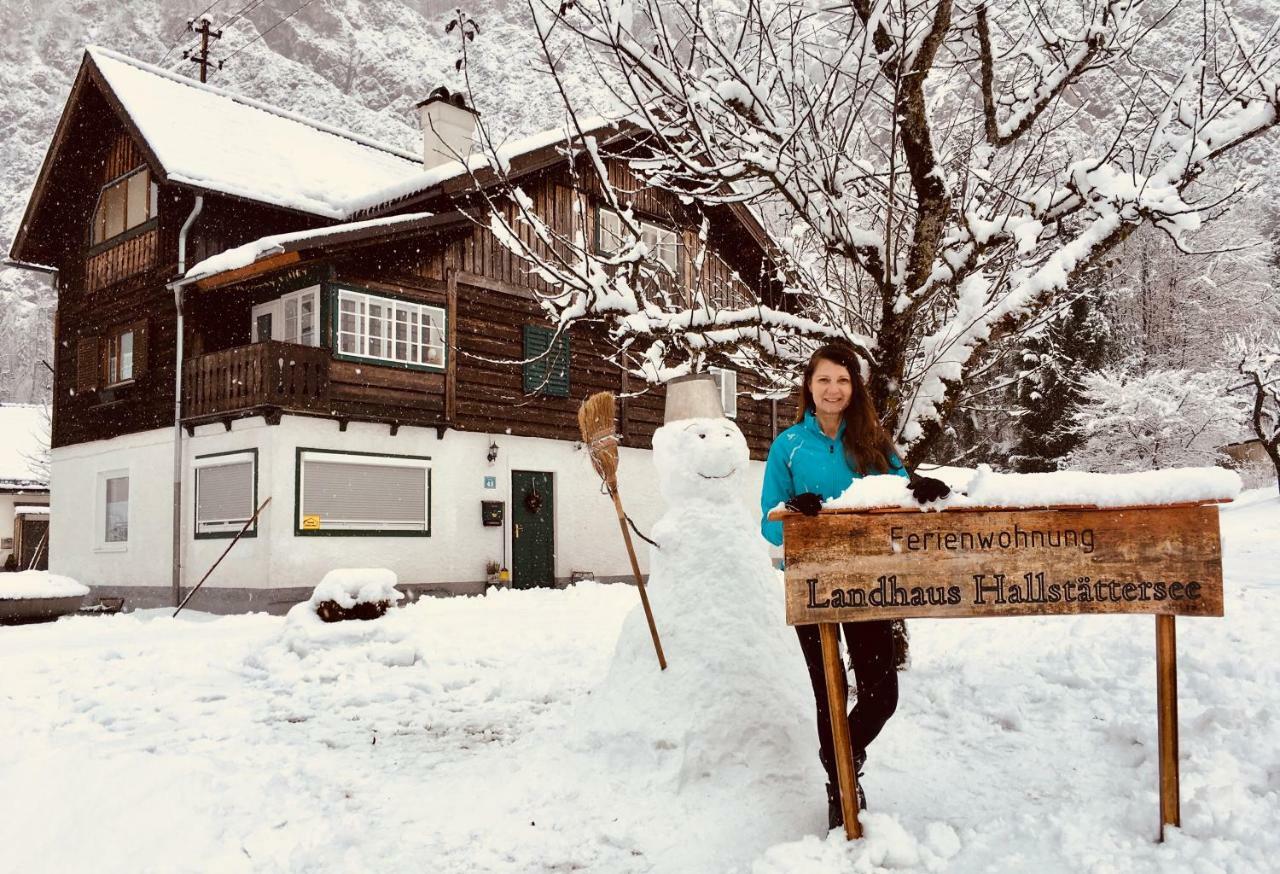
[1010,278,1112,472]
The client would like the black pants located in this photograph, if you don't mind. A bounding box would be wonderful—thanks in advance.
[795,619,898,787]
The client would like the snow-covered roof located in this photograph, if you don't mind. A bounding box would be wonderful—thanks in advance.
[184,211,445,282]
[85,47,634,225]
[14,505,50,516]
[87,47,425,220]
[0,405,49,490]
[346,115,625,214]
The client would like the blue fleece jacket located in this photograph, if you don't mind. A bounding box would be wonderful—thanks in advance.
[759,409,908,546]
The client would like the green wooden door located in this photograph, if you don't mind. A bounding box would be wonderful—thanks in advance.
[511,470,555,589]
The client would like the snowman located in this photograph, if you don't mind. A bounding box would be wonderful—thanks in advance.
[584,376,818,817]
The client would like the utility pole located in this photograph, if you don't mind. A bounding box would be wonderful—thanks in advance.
[183,16,223,83]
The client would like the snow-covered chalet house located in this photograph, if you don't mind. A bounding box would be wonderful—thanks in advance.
[7,47,796,612]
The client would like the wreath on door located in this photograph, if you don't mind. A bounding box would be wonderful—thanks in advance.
[523,488,544,514]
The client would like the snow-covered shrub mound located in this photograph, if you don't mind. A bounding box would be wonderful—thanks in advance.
[580,418,817,794]
[0,570,90,599]
[244,569,421,684]
[306,568,403,622]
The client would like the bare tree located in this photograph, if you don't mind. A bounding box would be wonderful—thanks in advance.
[467,0,1279,463]
[1227,330,1280,490]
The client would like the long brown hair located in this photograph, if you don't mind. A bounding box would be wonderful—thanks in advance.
[796,343,895,475]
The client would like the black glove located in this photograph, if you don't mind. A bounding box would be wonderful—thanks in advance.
[907,474,951,504]
[785,492,824,516]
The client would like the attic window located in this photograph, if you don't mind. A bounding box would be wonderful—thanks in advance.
[597,208,680,273]
[91,167,156,246]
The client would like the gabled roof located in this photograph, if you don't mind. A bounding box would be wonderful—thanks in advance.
[85,47,424,218]
[12,45,777,282]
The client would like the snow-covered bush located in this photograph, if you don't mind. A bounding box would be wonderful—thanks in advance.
[1068,369,1243,472]
[305,568,403,623]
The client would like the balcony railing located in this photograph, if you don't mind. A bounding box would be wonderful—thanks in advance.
[182,341,329,422]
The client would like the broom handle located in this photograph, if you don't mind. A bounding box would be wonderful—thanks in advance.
[610,487,667,671]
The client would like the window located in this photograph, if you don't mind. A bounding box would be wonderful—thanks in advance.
[598,208,680,273]
[195,451,257,538]
[710,366,738,418]
[92,167,156,246]
[523,324,570,397]
[251,286,320,346]
[297,449,431,535]
[335,287,445,370]
[97,470,129,550]
[106,327,134,386]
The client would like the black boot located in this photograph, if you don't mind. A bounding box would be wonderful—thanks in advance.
[826,782,844,831]
[825,778,867,830]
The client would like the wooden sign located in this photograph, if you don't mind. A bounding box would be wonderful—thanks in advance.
[781,504,1224,625]
[773,500,1227,843]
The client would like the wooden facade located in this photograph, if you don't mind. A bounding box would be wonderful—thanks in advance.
[22,61,796,458]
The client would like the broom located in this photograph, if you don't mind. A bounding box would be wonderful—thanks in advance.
[578,391,667,670]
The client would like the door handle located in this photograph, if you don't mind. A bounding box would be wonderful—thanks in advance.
[513,524,522,538]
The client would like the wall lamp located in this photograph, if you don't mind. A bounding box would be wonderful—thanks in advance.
[487,440,499,464]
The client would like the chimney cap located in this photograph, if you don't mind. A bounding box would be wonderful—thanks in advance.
[415,86,479,115]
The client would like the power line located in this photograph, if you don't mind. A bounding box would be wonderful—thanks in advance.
[218,0,270,32]
[222,0,320,63]
[158,0,225,66]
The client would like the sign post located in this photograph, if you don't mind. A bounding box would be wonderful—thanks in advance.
[770,500,1225,842]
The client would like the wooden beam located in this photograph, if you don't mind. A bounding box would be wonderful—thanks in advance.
[193,251,302,291]
[1156,615,1180,840]
[446,265,458,423]
[820,623,862,840]
[456,270,536,299]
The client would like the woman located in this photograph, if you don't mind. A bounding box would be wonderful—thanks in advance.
[760,342,949,829]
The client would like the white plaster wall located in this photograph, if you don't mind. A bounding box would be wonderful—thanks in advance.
[51,415,770,592]
[50,430,177,589]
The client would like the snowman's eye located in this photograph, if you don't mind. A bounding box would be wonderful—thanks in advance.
[699,433,706,439]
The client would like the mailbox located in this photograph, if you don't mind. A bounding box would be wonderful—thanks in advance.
[481,501,505,527]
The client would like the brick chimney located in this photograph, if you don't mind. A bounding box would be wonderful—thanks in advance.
[416,87,479,170]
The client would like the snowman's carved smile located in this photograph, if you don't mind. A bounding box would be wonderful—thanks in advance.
[698,467,737,480]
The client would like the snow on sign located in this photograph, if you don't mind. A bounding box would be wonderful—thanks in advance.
[778,504,1224,625]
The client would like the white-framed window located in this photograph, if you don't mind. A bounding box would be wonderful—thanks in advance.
[710,366,738,418]
[297,449,431,535]
[335,287,445,370]
[251,285,320,346]
[96,469,130,551]
[195,450,257,538]
[598,208,681,273]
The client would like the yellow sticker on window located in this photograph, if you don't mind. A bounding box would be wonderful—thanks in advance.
[302,515,321,530]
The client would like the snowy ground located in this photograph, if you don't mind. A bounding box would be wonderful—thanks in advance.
[1,488,1276,874]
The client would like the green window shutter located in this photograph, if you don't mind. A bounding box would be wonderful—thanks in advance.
[523,324,570,397]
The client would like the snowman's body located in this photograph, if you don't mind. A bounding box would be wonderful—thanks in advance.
[587,417,817,799]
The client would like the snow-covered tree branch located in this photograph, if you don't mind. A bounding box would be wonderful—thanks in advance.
[1227,330,1280,489]
[472,0,1279,463]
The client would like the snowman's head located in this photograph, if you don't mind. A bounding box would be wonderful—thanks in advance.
[652,417,750,503]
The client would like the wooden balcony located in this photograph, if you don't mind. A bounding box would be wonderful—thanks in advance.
[182,341,329,428]
[181,341,447,434]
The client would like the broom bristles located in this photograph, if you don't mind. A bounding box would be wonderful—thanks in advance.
[578,391,620,489]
